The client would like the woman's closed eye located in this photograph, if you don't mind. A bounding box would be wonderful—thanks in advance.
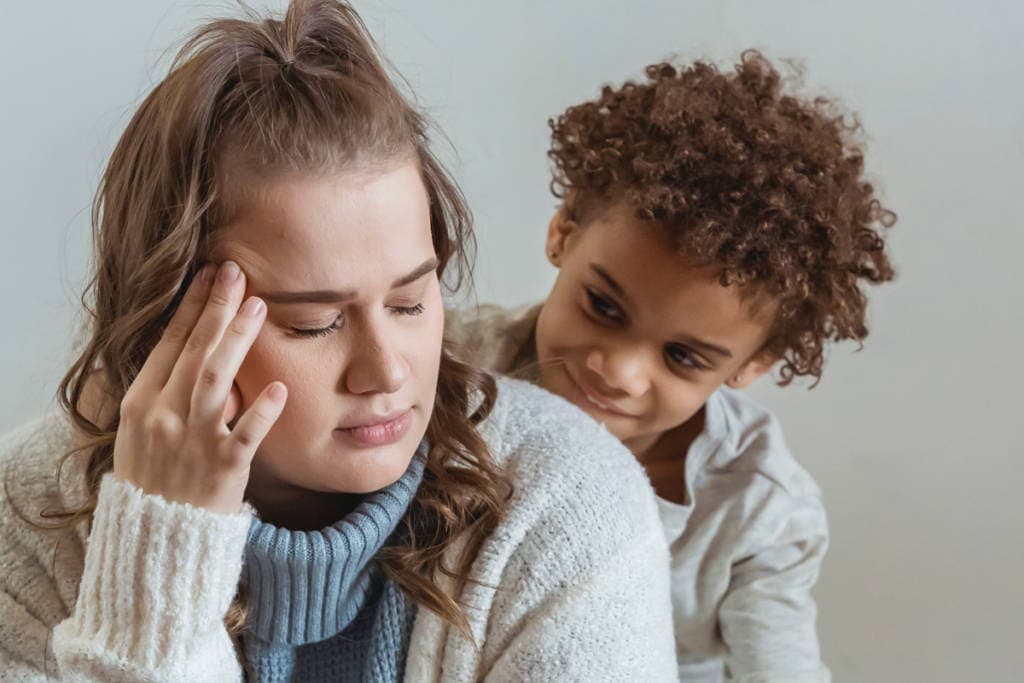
[291,315,343,338]
[290,303,425,338]
[391,303,425,316]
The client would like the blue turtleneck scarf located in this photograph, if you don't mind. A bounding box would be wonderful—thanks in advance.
[239,446,427,682]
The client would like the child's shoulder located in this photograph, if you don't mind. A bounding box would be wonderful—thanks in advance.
[705,387,822,501]
[445,300,537,330]
[444,302,541,374]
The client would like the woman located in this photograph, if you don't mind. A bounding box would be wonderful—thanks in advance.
[0,2,676,680]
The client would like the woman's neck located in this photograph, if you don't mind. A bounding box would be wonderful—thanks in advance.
[245,466,363,531]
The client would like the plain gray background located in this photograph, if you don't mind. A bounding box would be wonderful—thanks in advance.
[1,1,1021,681]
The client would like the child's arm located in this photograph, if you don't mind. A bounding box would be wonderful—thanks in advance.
[1,474,250,682]
[718,492,830,682]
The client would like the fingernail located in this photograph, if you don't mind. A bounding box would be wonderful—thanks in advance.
[268,383,286,402]
[199,264,216,284]
[220,261,241,283]
[242,297,264,317]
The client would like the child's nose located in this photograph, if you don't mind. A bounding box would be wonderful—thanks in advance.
[585,345,650,397]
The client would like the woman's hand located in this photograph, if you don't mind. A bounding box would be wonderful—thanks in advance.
[112,260,287,514]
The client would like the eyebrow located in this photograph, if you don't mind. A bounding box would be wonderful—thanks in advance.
[677,335,734,360]
[255,257,440,305]
[590,264,632,304]
[589,263,734,359]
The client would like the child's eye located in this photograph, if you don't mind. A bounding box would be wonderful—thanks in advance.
[665,343,705,370]
[291,315,343,338]
[585,289,622,321]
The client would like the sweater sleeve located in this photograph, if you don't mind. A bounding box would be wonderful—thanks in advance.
[717,490,831,683]
[1,473,251,682]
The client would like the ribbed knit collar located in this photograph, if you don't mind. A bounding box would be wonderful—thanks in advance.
[240,444,427,646]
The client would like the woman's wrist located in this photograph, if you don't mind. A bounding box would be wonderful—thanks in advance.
[57,473,252,657]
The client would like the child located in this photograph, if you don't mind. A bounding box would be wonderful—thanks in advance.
[0,1,678,680]
[449,52,896,681]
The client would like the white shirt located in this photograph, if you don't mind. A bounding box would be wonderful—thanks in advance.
[447,302,832,682]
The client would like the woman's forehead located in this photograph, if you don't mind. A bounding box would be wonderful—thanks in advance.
[212,164,434,285]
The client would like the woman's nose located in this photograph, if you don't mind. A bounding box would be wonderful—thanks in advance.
[343,323,410,396]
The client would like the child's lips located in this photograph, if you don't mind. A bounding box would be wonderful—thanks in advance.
[565,368,638,418]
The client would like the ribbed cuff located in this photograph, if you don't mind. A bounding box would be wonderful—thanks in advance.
[55,473,252,672]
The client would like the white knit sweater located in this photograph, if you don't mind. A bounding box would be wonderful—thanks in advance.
[0,377,677,682]
[446,304,831,683]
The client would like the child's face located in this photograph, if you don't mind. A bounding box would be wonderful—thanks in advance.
[535,200,775,455]
[213,161,443,495]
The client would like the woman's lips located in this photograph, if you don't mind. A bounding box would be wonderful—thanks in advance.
[564,368,637,418]
[334,409,412,448]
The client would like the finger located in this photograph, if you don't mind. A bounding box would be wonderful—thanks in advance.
[191,296,266,428]
[163,261,246,414]
[130,264,216,395]
[226,382,287,466]
[223,383,242,427]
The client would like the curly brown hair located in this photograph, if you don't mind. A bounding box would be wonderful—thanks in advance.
[548,50,896,385]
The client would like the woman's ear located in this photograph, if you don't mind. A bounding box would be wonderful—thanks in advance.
[545,205,579,268]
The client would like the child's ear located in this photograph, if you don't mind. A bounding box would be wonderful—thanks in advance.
[545,206,579,267]
[725,354,775,390]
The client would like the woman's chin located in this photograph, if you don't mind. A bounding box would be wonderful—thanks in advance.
[319,429,424,494]
[331,457,413,494]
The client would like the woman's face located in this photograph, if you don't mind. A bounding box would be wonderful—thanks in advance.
[213,161,443,495]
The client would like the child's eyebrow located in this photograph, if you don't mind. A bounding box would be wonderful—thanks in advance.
[254,257,439,305]
[675,335,733,359]
[590,264,632,304]
[590,263,734,359]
